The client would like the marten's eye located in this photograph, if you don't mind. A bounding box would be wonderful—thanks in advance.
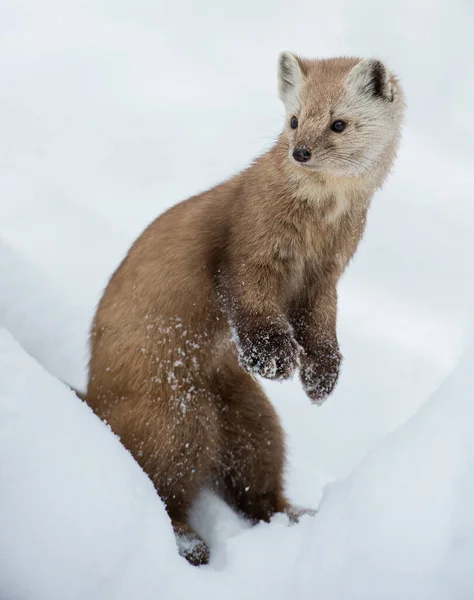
[331,120,346,132]
[290,116,298,129]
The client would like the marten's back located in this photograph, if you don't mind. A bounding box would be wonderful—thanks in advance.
[87,176,242,408]
[102,184,235,318]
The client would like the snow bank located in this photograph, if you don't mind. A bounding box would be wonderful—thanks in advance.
[295,342,474,600]
[0,328,186,600]
[2,322,473,600]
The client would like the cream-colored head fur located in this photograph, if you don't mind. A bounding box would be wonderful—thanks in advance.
[278,52,405,179]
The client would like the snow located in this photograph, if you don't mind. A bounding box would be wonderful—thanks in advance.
[1,0,474,598]
[0,329,183,600]
[295,344,474,600]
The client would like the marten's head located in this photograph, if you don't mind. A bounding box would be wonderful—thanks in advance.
[278,52,404,178]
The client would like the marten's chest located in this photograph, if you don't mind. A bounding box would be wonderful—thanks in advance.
[280,194,368,295]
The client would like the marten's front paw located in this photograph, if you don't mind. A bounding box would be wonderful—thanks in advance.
[300,343,342,404]
[236,326,300,381]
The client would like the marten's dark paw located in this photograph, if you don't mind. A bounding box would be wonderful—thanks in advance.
[236,326,300,381]
[300,343,342,404]
[175,526,210,567]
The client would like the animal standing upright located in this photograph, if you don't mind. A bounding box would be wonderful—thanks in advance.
[84,52,405,565]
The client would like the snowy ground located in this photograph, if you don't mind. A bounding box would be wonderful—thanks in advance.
[1,1,474,598]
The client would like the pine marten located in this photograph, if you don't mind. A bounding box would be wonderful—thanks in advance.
[84,52,405,565]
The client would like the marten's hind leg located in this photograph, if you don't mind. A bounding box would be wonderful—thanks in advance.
[102,386,220,566]
[212,353,290,522]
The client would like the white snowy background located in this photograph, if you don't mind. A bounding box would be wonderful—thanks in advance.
[1,0,473,598]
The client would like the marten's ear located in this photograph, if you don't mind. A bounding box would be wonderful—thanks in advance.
[346,58,394,101]
[278,51,305,112]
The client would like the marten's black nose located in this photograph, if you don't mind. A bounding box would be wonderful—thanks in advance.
[292,148,311,163]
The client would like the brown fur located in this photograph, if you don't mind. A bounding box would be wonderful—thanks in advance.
[85,54,404,565]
